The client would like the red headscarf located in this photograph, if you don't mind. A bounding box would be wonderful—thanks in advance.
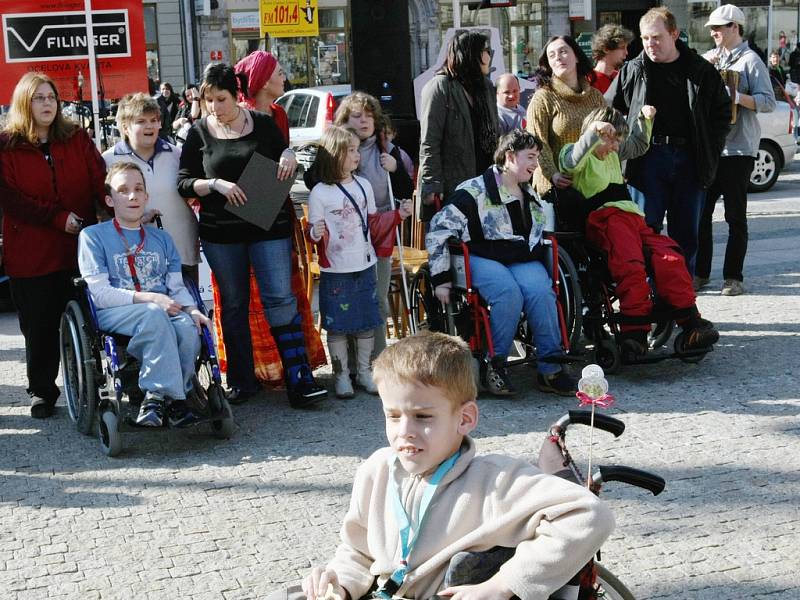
[235,50,278,108]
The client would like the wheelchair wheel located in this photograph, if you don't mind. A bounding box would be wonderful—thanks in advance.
[673,332,706,364]
[556,248,583,351]
[209,385,235,439]
[594,339,622,374]
[59,300,98,435]
[410,266,449,333]
[99,410,122,457]
[595,564,635,600]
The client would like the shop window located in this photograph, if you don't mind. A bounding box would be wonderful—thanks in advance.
[312,33,348,86]
[144,4,160,84]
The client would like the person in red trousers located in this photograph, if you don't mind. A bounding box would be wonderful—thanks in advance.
[559,105,720,357]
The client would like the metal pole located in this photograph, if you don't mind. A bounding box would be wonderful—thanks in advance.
[83,0,102,150]
[453,0,461,29]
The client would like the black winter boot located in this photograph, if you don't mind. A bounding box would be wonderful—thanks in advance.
[272,315,327,408]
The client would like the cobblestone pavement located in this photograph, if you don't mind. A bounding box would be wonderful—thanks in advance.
[1,161,799,600]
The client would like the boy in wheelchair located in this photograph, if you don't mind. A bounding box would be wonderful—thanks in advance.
[425,130,575,396]
[77,162,211,427]
[299,332,614,600]
[559,106,720,357]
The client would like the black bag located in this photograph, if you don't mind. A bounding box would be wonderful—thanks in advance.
[543,185,589,233]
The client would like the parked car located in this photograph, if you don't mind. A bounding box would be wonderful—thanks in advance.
[275,84,352,173]
[752,97,796,192]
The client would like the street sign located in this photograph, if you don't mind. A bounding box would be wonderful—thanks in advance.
[0,0,147,103]
[576,32,593,60]
[259,0,319,38]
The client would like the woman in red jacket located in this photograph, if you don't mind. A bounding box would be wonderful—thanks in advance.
[0,72,106,418]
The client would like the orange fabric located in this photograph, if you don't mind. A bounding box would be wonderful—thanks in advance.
[212,246,327,387]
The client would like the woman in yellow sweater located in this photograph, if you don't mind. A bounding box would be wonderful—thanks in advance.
[526,36,605,208]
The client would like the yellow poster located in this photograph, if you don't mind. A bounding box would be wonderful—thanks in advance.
[260,0,319,38]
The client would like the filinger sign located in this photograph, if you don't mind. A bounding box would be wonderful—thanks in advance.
[0,0,147,103]
[3,10,131,62]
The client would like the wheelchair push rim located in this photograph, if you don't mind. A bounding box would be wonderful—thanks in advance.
[594,563,636,600]
[59,300,98,435]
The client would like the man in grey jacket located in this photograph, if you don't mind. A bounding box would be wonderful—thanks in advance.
[695,4,776,296]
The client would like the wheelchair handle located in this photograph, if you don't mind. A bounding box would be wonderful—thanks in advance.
[593,465,666,496]
[556,410,626,438]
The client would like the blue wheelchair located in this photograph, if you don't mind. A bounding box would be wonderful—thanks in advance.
[59,276,234,457]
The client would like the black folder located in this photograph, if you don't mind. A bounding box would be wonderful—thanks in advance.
[225,152,293,232]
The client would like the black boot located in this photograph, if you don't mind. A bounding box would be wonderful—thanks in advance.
[272,315,327,408]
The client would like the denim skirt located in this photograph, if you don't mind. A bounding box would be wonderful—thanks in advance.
[319,266,383,335]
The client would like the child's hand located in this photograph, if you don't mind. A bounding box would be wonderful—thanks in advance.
[147,293,182,316]
[439,575,514,600]
[593,121,616,140]
[187,307,212,332]
[641,105,657,120]
[398,199,413,219]
[302,567,348,600]
[312,220,327,240]
[141,209,162,225]
[379,152,397,173]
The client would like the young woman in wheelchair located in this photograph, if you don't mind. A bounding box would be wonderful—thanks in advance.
[559,106,720,358]
[426,130,576,397]
[77,162,212,427]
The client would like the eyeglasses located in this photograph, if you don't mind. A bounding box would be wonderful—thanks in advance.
[32,94,57,104]
[483,47,495,58]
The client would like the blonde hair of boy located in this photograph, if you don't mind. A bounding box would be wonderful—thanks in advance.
[314,125,360,185]
[373,332,477,409]
[115,92,161,143]
[105,161,147,196]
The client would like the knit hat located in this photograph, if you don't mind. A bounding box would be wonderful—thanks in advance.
[234,50,278,108]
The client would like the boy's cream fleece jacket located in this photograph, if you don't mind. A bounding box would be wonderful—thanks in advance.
[327,437,615,600]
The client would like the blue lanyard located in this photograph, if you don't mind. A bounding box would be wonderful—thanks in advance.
[375,449,461,599]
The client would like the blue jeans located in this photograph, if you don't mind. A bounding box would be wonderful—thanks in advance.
[637,145,707,276]
[202,237,296,392]
[469,256,562,375]
[97,304,200,400]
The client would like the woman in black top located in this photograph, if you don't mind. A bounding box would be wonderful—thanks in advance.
[157,82,179,141]
[177,63,325,408]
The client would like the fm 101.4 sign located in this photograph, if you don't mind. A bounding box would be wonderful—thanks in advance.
[260,0,319,38]
[0,0,146,103]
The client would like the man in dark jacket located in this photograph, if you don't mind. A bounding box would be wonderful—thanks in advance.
[610,7,731,276]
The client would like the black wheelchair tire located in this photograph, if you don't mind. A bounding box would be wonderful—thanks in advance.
[595,564,636,600]
[60,300,98,435]
[210,385,235,439]
[410,266,450,334]
[594,339,622,374]
[99,410,123,457]
[556,248,583,351]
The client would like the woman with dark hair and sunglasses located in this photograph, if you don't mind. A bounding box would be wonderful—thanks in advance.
[418,30,499,220]
[177,62,326,409]
[526,36,605,205]
[0,72,106,418]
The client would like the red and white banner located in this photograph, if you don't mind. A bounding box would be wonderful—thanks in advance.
[0,0,147,103]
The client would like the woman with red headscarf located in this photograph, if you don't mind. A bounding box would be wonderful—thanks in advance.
[204,51,325,394]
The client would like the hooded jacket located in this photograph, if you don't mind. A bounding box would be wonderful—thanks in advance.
[610,40,731,189]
